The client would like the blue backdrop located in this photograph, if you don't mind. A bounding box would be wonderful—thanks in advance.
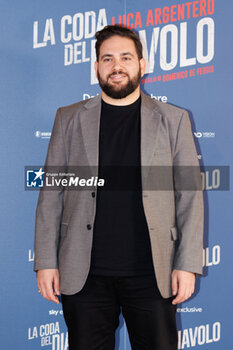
[1,0,232,349]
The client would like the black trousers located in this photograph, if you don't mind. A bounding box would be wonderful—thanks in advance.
[61,273,177,350]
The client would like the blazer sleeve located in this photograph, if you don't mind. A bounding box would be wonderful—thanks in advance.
[33,108,67,271]
[172,110,204,275]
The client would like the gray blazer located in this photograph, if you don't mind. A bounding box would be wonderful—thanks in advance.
[34,91,204,298]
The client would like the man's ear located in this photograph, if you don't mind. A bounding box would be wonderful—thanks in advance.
[94,61,98,79]
[139,58,146,77]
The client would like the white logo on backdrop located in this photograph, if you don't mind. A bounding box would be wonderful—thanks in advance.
[178,322,221,349]
[34,131,51,139]
[194,131,215,138]
[28,322,68,349]
[203,245,221,267]
[177,307,203,313]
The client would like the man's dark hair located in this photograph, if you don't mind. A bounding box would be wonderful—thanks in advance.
[95,25,143,61]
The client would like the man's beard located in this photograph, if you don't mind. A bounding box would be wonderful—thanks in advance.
[97,68,141,99]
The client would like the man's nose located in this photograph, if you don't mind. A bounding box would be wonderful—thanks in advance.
[112,58,122,71]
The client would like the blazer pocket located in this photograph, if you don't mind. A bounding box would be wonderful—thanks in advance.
[170,226,178,241]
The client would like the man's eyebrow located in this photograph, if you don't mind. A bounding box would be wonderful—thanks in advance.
[100,54,113,60]
[120,52,134,57]
[100,52,135,60]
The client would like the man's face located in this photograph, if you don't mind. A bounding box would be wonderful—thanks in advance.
[95,36,145,99]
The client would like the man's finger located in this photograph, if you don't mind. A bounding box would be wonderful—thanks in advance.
[171,270,196,304]
[172,292,185,305]
[44,283,59,304]
[53,274,60,296]
[172,279,185,304]
[172,285,194,304]
[37,269,60,304]
[39,280,59,304]
[171,272,178,296]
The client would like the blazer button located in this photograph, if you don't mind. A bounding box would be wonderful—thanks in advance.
[87,224,92,230]
[91,192,95,198]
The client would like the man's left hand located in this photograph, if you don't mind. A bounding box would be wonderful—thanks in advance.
[171,270,195,305]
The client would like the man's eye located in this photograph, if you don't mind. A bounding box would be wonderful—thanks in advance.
[122,57,131,61]
[103,58,111,62]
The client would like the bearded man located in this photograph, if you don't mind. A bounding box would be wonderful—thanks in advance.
[34,24,203,350]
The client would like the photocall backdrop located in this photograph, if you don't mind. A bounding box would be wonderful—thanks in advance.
[0,0,232,349]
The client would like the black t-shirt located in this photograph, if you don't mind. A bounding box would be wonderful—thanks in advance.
[89,96,154,276]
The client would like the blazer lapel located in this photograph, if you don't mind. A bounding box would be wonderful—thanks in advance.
[140,92,162,185]
[140,92,161,165]
[79,95,101,172]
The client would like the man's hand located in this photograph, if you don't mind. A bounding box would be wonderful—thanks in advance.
[171,270,195,305]
[37,269,60,304]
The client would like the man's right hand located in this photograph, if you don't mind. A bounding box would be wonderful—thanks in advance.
[37,269,60,304]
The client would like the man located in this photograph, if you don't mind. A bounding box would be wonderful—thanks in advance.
[34,25,204,350]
